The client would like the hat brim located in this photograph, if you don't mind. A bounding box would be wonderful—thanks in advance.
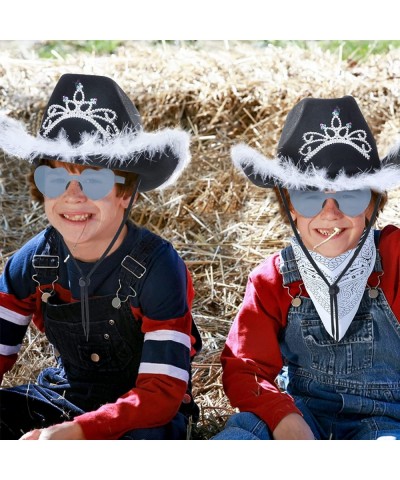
[383,137,400,168]
[232,143,400,192]
[0,114,190,192]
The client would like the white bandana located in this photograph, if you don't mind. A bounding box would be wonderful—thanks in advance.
[290,230,376,341]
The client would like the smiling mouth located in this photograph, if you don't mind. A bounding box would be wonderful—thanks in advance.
[62,213,92,222]
[317,228,343,236]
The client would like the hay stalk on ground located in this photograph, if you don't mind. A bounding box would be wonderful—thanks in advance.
[1,41,400,438]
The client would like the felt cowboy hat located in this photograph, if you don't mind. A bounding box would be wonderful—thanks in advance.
[0,73,190,192]
[232,95,400,192]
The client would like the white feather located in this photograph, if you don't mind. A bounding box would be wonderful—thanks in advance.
[0,114,191,190]
[384,136,400,163]
[231,143,400,192]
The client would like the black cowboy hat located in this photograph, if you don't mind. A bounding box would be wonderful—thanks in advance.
[0,73,190,192]
[232,96,400,192]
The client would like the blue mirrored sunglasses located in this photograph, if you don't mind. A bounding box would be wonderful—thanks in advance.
[34,165,126,201]
[288,189,372,217]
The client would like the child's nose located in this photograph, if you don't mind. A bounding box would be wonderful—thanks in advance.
[320,198,342,218]
[64,180,87,199]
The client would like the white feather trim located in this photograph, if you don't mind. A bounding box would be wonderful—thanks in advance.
[0,114,191,190]
[231,143,400,192]
[384,136,400,163]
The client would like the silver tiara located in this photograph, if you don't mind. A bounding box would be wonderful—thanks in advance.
[41,82,120,139]
[299,107,372,162]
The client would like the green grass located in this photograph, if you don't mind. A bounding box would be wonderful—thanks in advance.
[36,40,124,58]
[35,40,400,62]
[262,40,400,61]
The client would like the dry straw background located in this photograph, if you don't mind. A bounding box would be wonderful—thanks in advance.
[1,41,400,438]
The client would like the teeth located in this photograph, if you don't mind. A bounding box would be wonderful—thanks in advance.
[63,214,90,222]
[318,228,342,236]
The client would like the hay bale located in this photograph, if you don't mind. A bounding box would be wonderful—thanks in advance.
[1,41,400,438]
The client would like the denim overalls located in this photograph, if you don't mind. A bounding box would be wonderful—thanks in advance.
[214,233,400,440]
[279,237,400,439]
[0,228,194,440]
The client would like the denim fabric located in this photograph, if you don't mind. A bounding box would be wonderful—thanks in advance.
[212,409,400,440]
[0,383,85,439]
[281,244,400,439]
[212,412,273,440]
[0,293,180,440]
[120,412,188,440]
[43,294,143,411]
[0,229,195,440]
[279,290,400,439]
[216,244,400,440]
[0,382,188,439]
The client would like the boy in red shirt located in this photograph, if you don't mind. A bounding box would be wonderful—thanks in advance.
[214,96,400,440]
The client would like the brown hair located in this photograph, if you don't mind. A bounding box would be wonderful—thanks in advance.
[273,186,388,225]
[28,159,139,204]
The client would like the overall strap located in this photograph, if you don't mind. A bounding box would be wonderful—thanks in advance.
[280,245,302,286]
[373,229,383,273]
[32,228,60,287]
[112,228,164,307]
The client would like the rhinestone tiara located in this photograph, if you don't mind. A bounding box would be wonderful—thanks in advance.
[299,107,372,162]
[41,81,120,139]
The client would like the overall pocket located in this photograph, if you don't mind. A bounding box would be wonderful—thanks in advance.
[44,299,137,375]
[302,314,373,375]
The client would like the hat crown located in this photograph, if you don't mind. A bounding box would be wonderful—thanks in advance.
[39,74,142,144]
[41,80,120,139]
[298,106,372,162]
[277,96,380,179]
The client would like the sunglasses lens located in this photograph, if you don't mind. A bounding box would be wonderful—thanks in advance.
[34,166,69,198]
[334,190,371,216]
[289,190,323,217]
[79,169,114,200]
[289,189,371,217]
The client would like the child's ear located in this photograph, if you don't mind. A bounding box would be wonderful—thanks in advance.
[365,203,375,224]
[121,191,138,209]
[289,209,297,222]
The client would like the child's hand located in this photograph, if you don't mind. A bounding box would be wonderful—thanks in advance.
[272,413,315,440]
[19,422,86,440]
